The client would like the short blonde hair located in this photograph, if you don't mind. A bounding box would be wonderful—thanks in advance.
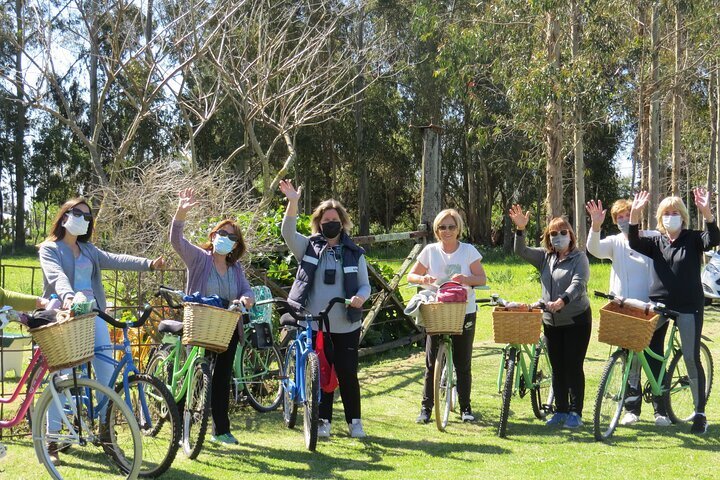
[656,196,689,234]
[310,199,353,235]
[541,217,577,253]
[610,199,632,224]
[432,209,465,241]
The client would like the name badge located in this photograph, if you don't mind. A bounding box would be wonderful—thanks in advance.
[343,266,359,274]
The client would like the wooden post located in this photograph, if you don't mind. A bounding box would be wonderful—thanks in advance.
[419,125,443,230]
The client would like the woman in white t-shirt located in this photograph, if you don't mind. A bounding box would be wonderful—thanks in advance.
[586,199,670,427]
[407,209,487,424]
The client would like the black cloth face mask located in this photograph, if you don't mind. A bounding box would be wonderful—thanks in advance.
[321,221,342,239]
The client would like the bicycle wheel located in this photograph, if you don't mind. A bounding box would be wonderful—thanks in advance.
[530,337,554,420]
[283,343,298,429]
[434,341,453,432]
[32,375,142,479]
[110,374,181,477]
[593,350,627,441]
[242,345,284,413]
[665,343,714,424]
[497,346,517,438]
[182,359,211,459]
[303,352,320,451]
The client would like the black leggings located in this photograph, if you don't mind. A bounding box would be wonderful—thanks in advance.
[210,328,240,436]
[422,312,476,411]
[544,310,592,416]
[314,328,362,424]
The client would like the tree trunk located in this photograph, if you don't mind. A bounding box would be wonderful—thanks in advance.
[545,12,563,219]
[88,1,107,188]
[716,59,720,217]
[671,4,683,196]
[464,101,481,242]
[355,11,369,236]
[571,1,586,249]
[420,126,442,230]
[709,67,716,197]
[13,0,26,249]
[648,2,661,228]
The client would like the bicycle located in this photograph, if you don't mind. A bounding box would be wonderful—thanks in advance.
[144,287,213,459]
[478,296,554,438]
[0,306,143,479]
[592,291,714,441]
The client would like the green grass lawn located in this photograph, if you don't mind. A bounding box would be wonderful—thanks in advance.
[1,253,719,479]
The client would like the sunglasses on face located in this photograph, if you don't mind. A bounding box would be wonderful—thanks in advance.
[67,208,93,221]
[216,229,239,242]
[550,230,569,237]
[438,224,457,231]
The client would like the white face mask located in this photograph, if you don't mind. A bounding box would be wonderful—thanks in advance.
[212,235,236,255]
[63,214,90,236]
[662,215,683,234]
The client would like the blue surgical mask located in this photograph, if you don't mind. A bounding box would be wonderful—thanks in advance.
[617,218,630,235]
[212,235,236,255]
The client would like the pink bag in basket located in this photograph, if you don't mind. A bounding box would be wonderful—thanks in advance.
[436,281,467,303]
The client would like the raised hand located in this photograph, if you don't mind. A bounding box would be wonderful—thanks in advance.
[279,179,302,202]
[585,200,606,231]
[176,188,199,219]
[509,204,530,230]
[630,191,649,224]
[693,187,713,220]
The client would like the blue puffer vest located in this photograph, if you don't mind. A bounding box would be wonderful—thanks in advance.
[288,233,364,322]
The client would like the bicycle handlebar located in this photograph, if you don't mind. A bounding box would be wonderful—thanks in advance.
[255,296,351,323]
[593,291,680,319]
[156,285,185,309]
[93,304,153,329]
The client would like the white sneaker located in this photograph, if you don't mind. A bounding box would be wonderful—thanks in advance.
[655,414,672,427]
[318,419,331,438]
[620,412,640,426]
[348,419,367,438]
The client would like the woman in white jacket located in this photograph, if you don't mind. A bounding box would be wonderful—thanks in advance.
[586,199,669,427]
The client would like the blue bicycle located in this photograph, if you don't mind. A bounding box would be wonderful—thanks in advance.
[256,297,349,451]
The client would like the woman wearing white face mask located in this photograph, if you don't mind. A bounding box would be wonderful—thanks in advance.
[628,188,720,435]
[586,199,670,426]
[509,206,591,430]
[38,197,165,464]
[170,188,255,445]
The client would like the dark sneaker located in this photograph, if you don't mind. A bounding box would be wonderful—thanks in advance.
[416,408,430,424]
[690,414,708,435]
[47,442,61,466]
[564,412,583,429]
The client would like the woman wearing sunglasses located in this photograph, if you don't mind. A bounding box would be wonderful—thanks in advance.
[407,209,487,425]
[627,188,719,435]
[38,197,165,464]
[170,188,255,445]
[509,205,591,429]
[279,180,371,439]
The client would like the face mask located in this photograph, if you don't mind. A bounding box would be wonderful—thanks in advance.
[63,214,89,236]
[320,221,342,239]
[617,218,630,235]
[663,215,683,234]
[550,234,570,252]
[212,235,236,255]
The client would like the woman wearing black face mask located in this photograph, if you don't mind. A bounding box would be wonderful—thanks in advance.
[509,205,591,430]
[279,180,371,439]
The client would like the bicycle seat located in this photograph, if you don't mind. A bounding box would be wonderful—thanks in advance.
[158,319,184,336]
[280,316,301,328]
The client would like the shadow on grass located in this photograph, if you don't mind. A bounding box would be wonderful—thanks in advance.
[593,422,720,451]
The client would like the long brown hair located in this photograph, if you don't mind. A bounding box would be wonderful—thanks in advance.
[45,197,94,243]
[541,217,577,253]
[200,219,246,265]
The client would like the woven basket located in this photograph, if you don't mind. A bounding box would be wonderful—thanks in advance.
[420,302,466,335]
[492,306,543,345]
[598,301,659,351]
[29,312,96,372]
[182,303,240,353]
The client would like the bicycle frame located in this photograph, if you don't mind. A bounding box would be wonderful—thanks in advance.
[284,319,316,405]
[496,343,538,395]
[0,347,47,429]
[155,336,205,402]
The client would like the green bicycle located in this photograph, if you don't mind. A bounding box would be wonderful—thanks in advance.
[593,291,714,441]
[145,287,213,459]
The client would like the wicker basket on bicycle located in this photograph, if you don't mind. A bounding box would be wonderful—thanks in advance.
[420,302,466,335]
[182,303,240,353]
[29,311,96,372]
[492,306,542,344]
[598,301,659,351]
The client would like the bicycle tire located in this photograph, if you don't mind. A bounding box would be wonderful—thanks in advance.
[182,359,211,459]
[530,337,554,420]
[242,345,284,413]
[434,342,452,432]
[32,375,143,479]
[665,342,714,424]
[283,343,298,429]
[593,350,627,441]
[304,352,320,451]
[497,347,517,438]
[112,374,181,478]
